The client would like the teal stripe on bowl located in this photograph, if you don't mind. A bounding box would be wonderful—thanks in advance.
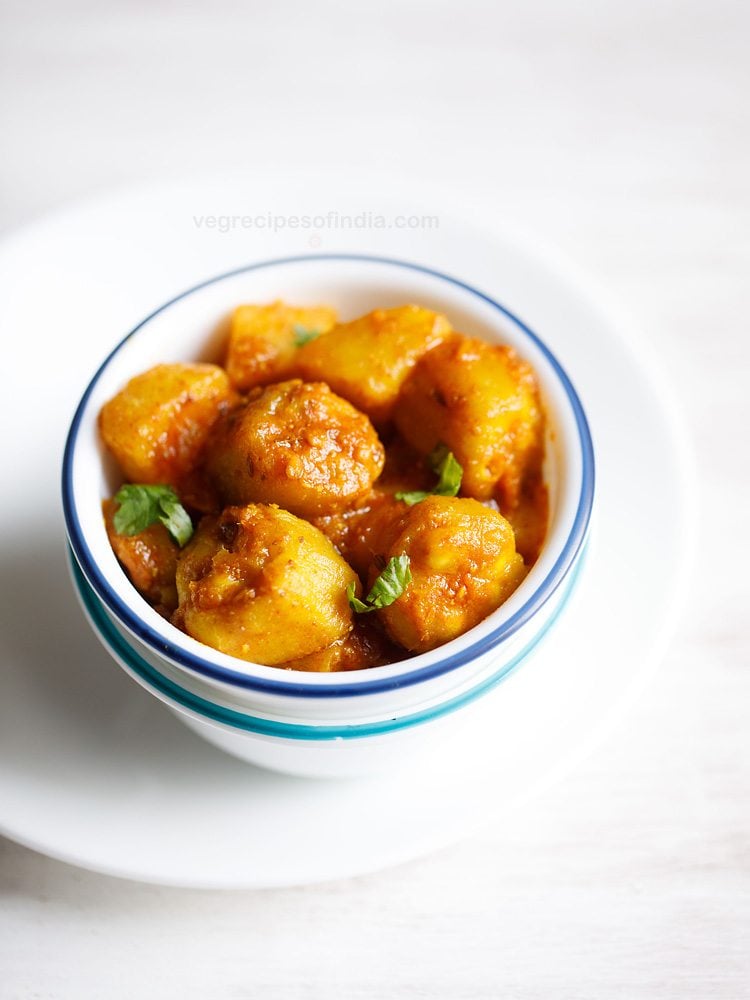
[70,549,585,742]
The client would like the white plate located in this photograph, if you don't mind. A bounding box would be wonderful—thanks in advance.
[0,176,694,888]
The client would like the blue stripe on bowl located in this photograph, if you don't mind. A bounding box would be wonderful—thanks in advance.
[62,254,594,698]
[70,545,586,741]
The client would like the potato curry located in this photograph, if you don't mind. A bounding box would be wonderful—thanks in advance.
[99,303,548,671]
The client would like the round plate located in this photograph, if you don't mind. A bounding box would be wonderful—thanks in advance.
[0,176,694,888]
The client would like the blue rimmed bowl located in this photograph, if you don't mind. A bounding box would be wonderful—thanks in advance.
[62,254,594,777]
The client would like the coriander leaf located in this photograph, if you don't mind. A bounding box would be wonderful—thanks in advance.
[367,554,412,608]
[112,484,161,535]
[113,484,193,547]
[394,489,430,506]
[432,449,462,498]
[157,493,194,547]
[293,324,322,347]
[346,581,371,614]
[427,443,451,473]
[395,445,463,506]
[348,555,412,613]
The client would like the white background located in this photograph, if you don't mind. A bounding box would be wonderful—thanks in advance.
[1,1,748,997]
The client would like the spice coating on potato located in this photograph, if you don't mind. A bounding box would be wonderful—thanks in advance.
[225,301,337,391]
[174,505,358,665]
[378,496,526,653]
[394,336,544,506]
[500,470,549,566]
[311,492,410,580]
[99,363,233,489]
[207,380,385,518]
[103,499,178,614]
[295,305,452,424]
[281,620,403,672]
[309,437,433,578]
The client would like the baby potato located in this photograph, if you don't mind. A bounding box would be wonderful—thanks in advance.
[99,363,233,488]
[378,496,526,653]
[174,504,358,665]
[103,498,178,613]
[225,301,337,391]
[281,620,404,672]
[207,380,385,518]
[295,305,453,424]
[394,336,544,506]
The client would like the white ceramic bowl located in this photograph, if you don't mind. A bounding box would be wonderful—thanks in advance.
[63,254,594,776]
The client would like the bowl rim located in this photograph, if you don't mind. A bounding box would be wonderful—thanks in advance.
[62,253,595,698]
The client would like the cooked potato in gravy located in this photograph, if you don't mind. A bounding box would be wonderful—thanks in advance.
[99,302,548,670]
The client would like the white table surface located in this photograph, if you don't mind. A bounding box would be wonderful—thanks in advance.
[1,1,748,997]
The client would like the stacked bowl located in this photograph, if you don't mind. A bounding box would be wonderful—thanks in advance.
[62,255,594,778]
